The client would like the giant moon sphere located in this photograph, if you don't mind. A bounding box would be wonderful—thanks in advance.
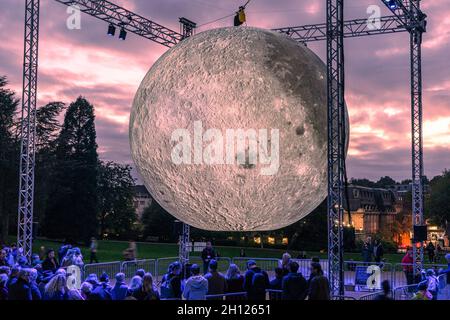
[130,27,348,231]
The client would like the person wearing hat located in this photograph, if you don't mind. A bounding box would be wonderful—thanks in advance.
[184,264,208,300]
[412,281,432,300]
[243,260,269,300]
[111,273,129,301]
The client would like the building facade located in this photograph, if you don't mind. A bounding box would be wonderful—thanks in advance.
[132,185,153,220]
[343,185,397,240]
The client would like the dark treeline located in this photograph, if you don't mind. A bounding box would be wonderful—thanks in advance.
[0,76,137,245]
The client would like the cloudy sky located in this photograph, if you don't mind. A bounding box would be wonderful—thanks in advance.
[0,0,449,182]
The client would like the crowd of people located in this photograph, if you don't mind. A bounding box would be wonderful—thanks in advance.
[1,240,449,301]
[0,240,332,301]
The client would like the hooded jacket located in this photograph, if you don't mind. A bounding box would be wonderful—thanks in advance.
[183,275,208,300]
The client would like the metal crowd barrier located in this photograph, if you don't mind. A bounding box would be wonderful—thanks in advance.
[83,261,122,280]
[231,257,279,274]
[121,259,157,279]
[358,290,384,300]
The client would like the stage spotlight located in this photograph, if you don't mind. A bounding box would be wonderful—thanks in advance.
[385,0,398,9]
[107,24,116,36]
[119,28,127,40]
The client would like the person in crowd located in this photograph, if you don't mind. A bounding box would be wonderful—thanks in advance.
[412,281,433,300]
[426,241,435,263]
[10,243,18,262]
[80,282,93,300]
[426,269,439,300]
[135,269,145,279]
[0,249,8,267]
[90,272,112,300]
[243,260,269,300]
[373,239,384,264]
[89,237,99,264]
[111,273,129,301]
[401,248,415,285]
[132,272,160,300]
[29,268,42,301]
[7,266,20,288]
[361,236,373,263]
[42,249,58,273]
[61,247,84,268]
[44,274,68,300]
[201,241,216,275]
[160,262,182,299]
[279,253,291,276]
[375,280,392,300]
[31,254,42,268]
[129,275,143,293]
[270,267,284,290]
[58,242,72,264]
[268,267,284,300]
[225,264,244,296]
[282,261,307,300]
[0,266,10,276]
[85,273,100,290]
[8,268,32,300]
[308,262,330,300]
[0,273,8,300]
[440,253,450,285]
[183,264,208,300]
[205,259,227,298]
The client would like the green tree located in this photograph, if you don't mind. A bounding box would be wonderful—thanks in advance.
[376,176,397,188]
[34,102,66,235]
[141,199,176,242]
[350,178,377,188]
[0,76,19,243]
[283,200,328,251]
[44,97,99,243]
[98,161,137,239]
[426,170,450,229]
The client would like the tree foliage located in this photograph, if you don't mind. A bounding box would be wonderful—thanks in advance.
[44,97,99,243]
[0,76,20,243]
[426,170,450,229]
[98,161,137,239]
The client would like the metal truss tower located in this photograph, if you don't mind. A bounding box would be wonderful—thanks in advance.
[325,0,345,297]
[177,18,196,271]
[380,0,426,279]
[17,0,40,262]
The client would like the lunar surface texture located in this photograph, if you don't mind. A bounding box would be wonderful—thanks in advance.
[130,27,348,231]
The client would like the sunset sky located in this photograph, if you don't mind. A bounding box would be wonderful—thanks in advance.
[1,0,449,182]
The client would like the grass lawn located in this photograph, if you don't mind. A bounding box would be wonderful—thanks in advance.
[6,237,446,265]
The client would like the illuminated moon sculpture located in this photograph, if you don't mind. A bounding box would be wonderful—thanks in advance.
[130,27,349,231]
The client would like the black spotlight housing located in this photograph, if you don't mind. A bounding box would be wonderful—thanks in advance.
[107,24,116,36]
[119,28,127,40]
